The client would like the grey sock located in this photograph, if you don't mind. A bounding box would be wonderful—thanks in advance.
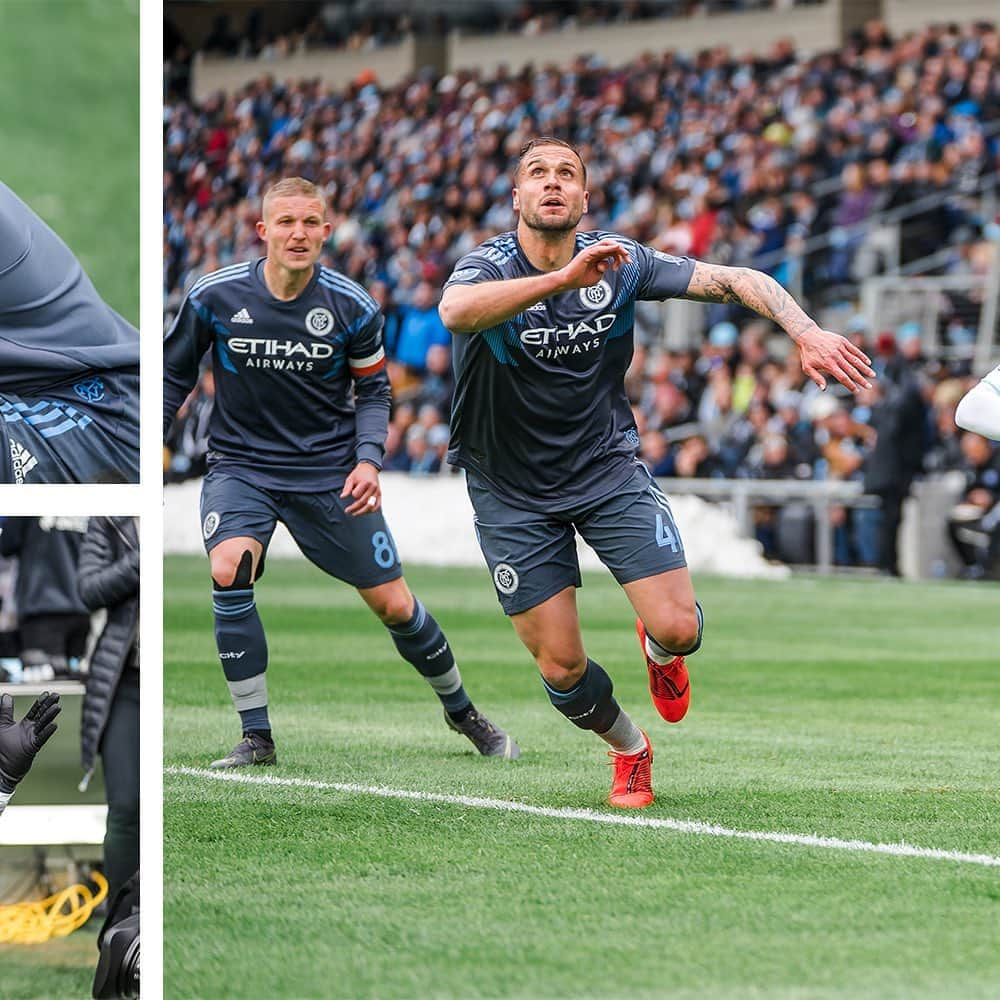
[598,708,646,755]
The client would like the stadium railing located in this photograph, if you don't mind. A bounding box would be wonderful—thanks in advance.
[655,476,966,577]
[657,477,877,574]
[860,261,1000,372]
[753,168,1000,298]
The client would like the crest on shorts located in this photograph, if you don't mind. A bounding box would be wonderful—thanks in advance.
[203,511,221,539]
[305,308,334,336]
[579,280,612,311]
[493,562,519,595]
[73,377,105,403]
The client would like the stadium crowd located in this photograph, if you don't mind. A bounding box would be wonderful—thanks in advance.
[173,2,823,60]
[163,19,1000,574]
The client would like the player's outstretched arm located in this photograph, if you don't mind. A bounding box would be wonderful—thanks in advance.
[955,379,1000,441]
[440,240,631,333]
[0,692,61,815]
[681,262,875,392]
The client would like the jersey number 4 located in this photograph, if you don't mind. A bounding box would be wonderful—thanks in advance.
[655,513,680,553]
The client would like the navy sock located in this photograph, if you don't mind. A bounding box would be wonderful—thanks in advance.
[213,587,271,735]
[387,598,472,717]
[542,659,620,732]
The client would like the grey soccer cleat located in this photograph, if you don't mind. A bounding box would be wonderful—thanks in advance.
[445,709,520,760]
[209,733,277,769]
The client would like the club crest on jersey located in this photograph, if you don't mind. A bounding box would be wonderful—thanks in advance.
[203,511,221,539]
[493,563,519,595]
[73,377,105,403]
[579,280,612,310]
[305,308,334,336]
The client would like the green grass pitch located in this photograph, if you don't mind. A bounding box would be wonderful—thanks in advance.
[0,0,138,324]
[0,4,136,996]
[164,556,1000,998]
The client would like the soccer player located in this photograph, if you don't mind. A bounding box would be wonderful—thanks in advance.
[0,182,139,483]
[956,364,1000,441]
[163,177,519,767]
[0,692,61,817]
[439,137,875,808]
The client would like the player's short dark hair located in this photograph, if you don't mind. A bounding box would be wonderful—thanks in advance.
[515,137,587,184]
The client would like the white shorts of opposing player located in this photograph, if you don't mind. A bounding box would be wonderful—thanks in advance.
[955,365,1000,442]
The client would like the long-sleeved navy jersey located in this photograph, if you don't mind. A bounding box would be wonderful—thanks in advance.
[163,259,391,491]
[0,182,140,483]
[444,230,696,510]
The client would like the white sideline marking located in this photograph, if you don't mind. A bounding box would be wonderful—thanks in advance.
[165,766,1000,869]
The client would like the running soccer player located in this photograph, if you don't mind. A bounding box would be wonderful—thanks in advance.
[163,177,518,767]
[0,182,139,483]
[439,137,875,808]
[0,692,61,817]
[956,364,1000,441]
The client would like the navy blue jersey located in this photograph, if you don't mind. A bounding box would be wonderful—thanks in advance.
[444,230,695,510]
[0,182,140,483]
[163,259,391,491]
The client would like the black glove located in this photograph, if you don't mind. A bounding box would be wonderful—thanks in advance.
[0,691,61,793]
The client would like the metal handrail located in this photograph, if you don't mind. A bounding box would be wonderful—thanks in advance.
[656,476,877,575]
[750,170,999,274]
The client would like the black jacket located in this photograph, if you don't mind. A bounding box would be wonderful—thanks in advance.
[78,517,139,775]
[863,363,927,494]
[0,516,89,618]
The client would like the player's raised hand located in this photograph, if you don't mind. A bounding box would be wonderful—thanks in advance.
[342,461,382,516]
[558,239,631,291]
[797,327,876,393]
[0,691,61,792]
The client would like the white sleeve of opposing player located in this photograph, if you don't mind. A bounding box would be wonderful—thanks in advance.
[955,377,1000,441]
[0,788,12,816]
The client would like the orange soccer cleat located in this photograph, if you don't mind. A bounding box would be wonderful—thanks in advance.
[635,618,690,723]
[608,730,654,808]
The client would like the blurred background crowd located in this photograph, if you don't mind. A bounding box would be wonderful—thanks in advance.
[168,1,828,60]
[163,12,1000,576]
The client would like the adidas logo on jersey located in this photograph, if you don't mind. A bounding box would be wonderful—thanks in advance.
[526,302,547,312]
[230,308,254,325]
[9,440,37,484]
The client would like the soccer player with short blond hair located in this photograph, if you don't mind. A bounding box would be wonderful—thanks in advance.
[164,178,518,767]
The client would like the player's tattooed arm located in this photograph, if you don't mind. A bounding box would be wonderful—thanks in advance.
[682,262,876,392]
[440,240,630,333]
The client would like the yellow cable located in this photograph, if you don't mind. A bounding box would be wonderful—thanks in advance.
[0,871,108,944]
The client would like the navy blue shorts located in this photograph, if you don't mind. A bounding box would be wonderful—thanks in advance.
[0,371,139,483]
[467,464,688,615]
[200,470,403,590]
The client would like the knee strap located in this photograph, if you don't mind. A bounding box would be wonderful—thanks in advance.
[213,549,256,591]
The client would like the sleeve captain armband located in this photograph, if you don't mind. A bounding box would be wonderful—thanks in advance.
[348,346,386,376]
